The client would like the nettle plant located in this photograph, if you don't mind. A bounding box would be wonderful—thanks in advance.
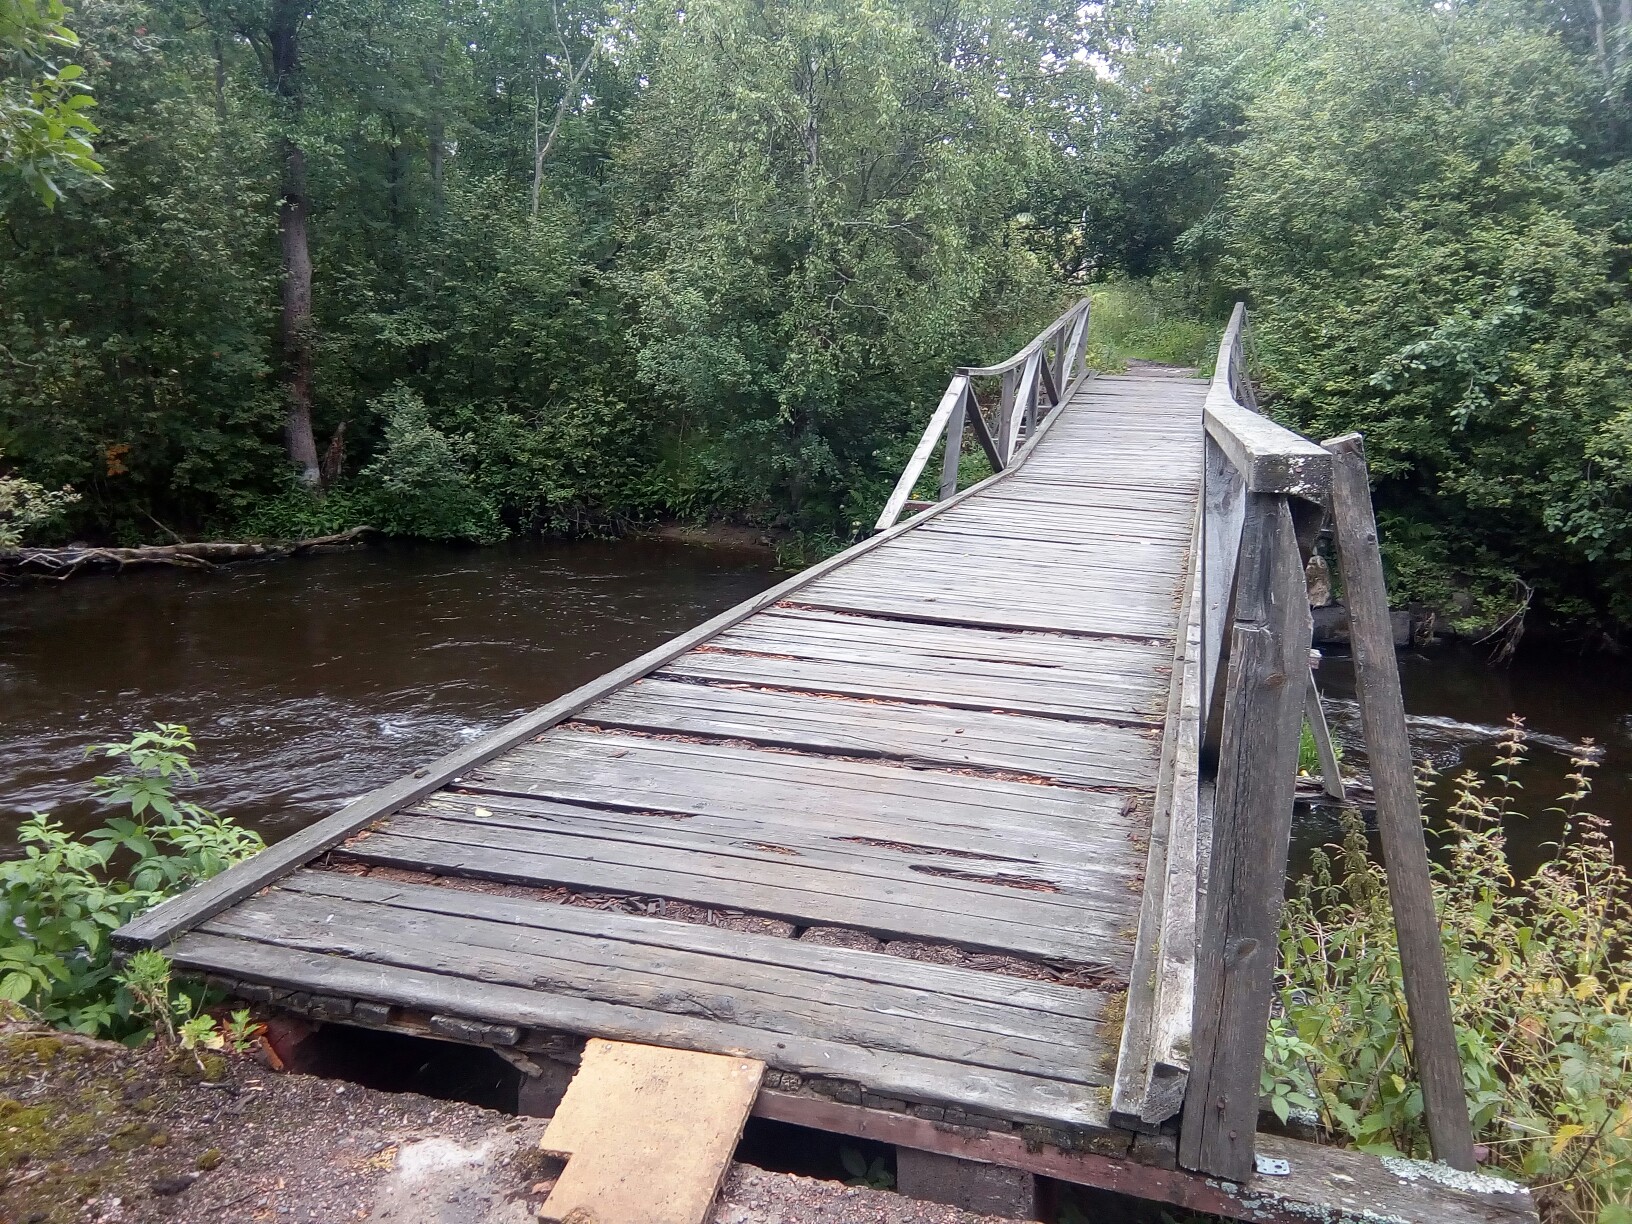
[1267,720,1632,1224]
[0,724,263,1038]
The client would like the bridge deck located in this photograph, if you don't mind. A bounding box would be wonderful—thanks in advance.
[151,369,1206,1135]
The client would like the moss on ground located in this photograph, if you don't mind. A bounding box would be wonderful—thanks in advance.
[0,1029,226,1223]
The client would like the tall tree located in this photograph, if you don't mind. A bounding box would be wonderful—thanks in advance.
[265,0,319,483]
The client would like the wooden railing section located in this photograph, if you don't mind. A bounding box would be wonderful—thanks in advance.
[1109,304,1331,1163]
[1109,303,1476,1182]
[1180,305,1331,1180]
[874,298,1091,531]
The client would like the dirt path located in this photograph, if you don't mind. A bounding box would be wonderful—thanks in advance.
[0,1026,1007,1224]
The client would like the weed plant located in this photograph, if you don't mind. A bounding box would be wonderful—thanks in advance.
[1268,718,1631,1223]
[0,726,264,1039]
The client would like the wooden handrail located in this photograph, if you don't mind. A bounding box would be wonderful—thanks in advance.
[1203,303,1330,501]
[957,299,1092,377]
[875,298,1090,532]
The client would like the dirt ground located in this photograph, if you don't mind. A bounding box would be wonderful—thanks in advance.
[0,1025,1010,1224]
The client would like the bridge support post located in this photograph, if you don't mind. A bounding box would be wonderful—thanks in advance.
[1179,493,1311,1183]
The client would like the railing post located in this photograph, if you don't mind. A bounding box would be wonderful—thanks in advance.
[1324,432,1476,1170]
[1180,492,1312,1183]
[938,384,968,501]
[998,368,1018,464]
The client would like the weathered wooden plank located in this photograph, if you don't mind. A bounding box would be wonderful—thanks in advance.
[409,791,1143,909]
[1201,433,1247,747]
[717,605,1173,664]
[339,822,1137,965]
[938,383,969,501]
[1148,522,1206,1125]
[476,728,1142,836]
[1304,671,1346,801]
[1180,495,1312,1181]
[822,557,1182,595]
[877,375,971,531]
[755,1094,1539,1224]
[1112,493,1204,1131]
[1325,432,1475,1170]
[887,531,1193,577]
[401,794,1147,903]
[206,887,1111,1074]
[582,678,1159,786]
[277,869,1110,1016]
[540,1041,762,1224]
[965,385,1005,474]
[664,650,1166,725]
[165,932,1114,1129]
[793,583,1181,639]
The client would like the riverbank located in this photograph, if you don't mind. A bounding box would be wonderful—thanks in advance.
[0,1023,1011,1224]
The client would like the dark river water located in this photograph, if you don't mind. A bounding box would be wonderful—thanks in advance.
[0,539,778,841]
[3,540,1630,876]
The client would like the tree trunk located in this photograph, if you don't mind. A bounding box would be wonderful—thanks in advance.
[270,0,321,486]
[278,140,320,486]
[429,3,447,212]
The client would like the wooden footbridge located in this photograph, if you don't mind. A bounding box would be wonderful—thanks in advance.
[117,303,1534,1223]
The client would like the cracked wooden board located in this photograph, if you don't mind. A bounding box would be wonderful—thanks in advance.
[540,1039,763,1224]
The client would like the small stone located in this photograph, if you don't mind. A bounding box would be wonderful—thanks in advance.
[151,1173,198,1197]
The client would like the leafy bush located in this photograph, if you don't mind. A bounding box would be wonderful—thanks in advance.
[1269,719,1630,1223]
[0,725,264,1038]
[0,447,78,548]
[355,386,505,544]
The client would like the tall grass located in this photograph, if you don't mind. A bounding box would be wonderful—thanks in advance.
[1085,281,1218,371]
[1267,719,1631,1224]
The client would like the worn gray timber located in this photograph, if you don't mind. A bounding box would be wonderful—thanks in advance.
[117,364,1207,1134]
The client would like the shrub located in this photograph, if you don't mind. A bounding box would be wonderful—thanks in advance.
[355,385,505,544]
[0,725,263,1038]
[1268,718,1630,1223]
[0,447,78,549]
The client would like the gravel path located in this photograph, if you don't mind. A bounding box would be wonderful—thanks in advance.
[0,1025,1011,1224]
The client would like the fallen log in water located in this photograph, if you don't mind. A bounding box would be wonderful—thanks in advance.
[2,525,379,578]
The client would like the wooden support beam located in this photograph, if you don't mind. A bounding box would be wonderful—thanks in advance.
[1181,493,1310,1182]
[1005,354,1040,460]
[876,375,970,531]
[753,1093,1537,1224]
[1039,350,1061,409]
[965,386,1005,474]
[1323,432,1476,1171]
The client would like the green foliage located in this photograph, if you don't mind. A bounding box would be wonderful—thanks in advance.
[355,386,504,544]
[613,0,1067,533]
[0,0,103,205]
[1075,0,1632,632]
[0,0,1075,547]
[1269,720,1631,1222]
[839,1145,893,1190]
[1296,722,1341,778]
[1087,281,1217,371]
[118,950,227,1057]
[0,446,78,547]
[0,725,263,1038]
